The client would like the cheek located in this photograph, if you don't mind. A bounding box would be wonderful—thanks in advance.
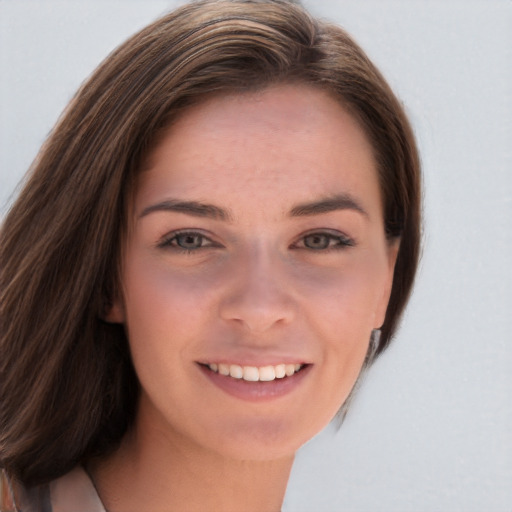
[121,253,219,362]
[294,256,386,334]
[292,256,388,394]
[291,272,375,428]
[120,255,226,426]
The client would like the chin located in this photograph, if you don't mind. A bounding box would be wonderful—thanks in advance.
[201,409,336,463]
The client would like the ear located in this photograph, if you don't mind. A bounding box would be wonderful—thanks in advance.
[101,297,125,324]
[374,239,400,329]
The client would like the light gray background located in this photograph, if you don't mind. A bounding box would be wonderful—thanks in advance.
[1,1,511,511]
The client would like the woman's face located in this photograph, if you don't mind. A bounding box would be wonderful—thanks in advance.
[109,84,398,461]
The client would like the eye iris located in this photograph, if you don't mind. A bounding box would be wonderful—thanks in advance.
[304,234,330,249]
[176,234,202,249]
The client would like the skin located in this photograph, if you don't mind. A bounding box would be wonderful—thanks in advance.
[95,83,399,512]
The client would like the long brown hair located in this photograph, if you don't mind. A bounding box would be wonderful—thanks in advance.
[0,0,421,485]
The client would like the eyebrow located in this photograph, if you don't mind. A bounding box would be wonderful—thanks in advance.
[139,193,368,222]
[289,194,368,218]
[139,199,233,221]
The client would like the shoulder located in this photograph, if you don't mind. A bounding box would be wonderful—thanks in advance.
[1,468,51,511]
[0,467,105,512]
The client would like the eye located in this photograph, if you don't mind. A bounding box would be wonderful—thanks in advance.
[304,233,332,250]
[294,231,355,251]
[159,231,219,252]
[175,233,206,250]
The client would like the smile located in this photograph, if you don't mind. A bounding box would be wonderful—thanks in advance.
[206,363,304,382]
[198,361,311,401]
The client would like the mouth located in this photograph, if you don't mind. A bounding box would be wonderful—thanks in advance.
[198,361,311,401]
[200,362,307,382]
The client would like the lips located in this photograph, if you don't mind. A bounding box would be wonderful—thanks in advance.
[198,361,311,402]
[207,362,304,382]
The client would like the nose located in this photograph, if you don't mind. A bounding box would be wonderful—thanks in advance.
[218,249,296,333]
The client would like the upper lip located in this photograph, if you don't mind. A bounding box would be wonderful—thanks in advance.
[197,355,311,367]
[197,360,309,366]
[196,346,313,367]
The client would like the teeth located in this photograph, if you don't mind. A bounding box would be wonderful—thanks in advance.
[229,364,243,379]
[275,364,286,379]
[259,365,276,381]
[207,362,304,381]
[285,364,296,377]
[243,366,259,382]
[218,363,230,376]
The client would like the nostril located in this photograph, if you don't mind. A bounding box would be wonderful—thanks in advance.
[218,253,296,332]
[219,298,294,332]
[219,294,294,332]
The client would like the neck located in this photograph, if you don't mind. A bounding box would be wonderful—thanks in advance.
[89,424,294,512]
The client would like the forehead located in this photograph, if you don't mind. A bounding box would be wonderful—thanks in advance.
[136,84,381,220]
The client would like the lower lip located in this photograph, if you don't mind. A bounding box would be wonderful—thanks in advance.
[198,364,312,402]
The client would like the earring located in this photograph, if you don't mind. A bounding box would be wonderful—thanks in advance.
[334,329,383,426]
[367,328,381,364]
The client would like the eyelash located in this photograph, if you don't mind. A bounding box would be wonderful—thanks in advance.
[158,230,355,254]
[292,231,355,251]
[158,230,219,254]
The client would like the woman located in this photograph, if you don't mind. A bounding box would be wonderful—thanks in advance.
[0,0,421,510]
